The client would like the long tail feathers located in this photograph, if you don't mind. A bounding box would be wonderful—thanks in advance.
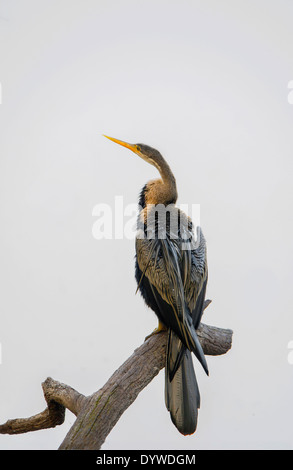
[173,310,209,378]
[189,323,209,376]
[165,330,201,435]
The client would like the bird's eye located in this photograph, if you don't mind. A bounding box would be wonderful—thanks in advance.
[136,145,141,152]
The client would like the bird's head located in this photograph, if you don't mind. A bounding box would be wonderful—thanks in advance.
[103,135,164,171]
[103,135,178,205]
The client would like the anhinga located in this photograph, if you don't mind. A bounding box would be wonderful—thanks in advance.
[104,135,208,435]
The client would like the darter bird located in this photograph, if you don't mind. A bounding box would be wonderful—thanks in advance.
[104,135,208,435]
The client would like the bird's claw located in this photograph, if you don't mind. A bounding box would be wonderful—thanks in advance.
[144,323,167,341]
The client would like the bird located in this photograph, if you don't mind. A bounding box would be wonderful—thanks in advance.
[103,135,208,435]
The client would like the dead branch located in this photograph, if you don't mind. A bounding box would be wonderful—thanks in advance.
[0,300,233,449]
[0,378,85,435]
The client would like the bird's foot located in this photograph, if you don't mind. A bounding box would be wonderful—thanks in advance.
[145,322,167,341]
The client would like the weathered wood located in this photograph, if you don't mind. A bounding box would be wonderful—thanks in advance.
[59,319,232,450]
[0,377,85,435]
[59,329,168,450]
[0,302,233,449]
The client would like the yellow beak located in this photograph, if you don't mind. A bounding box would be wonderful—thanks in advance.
[103,135,138,154]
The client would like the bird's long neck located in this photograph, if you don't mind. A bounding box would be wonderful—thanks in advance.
[159,160,177,193]
[145,158,178,206]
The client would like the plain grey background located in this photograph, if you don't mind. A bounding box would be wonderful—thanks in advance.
[0,0,292,450]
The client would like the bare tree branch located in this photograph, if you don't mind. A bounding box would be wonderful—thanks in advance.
[0,301,233,449]
[0,378,86,435]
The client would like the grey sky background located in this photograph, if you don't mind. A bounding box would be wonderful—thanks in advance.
[0,0,293,450]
